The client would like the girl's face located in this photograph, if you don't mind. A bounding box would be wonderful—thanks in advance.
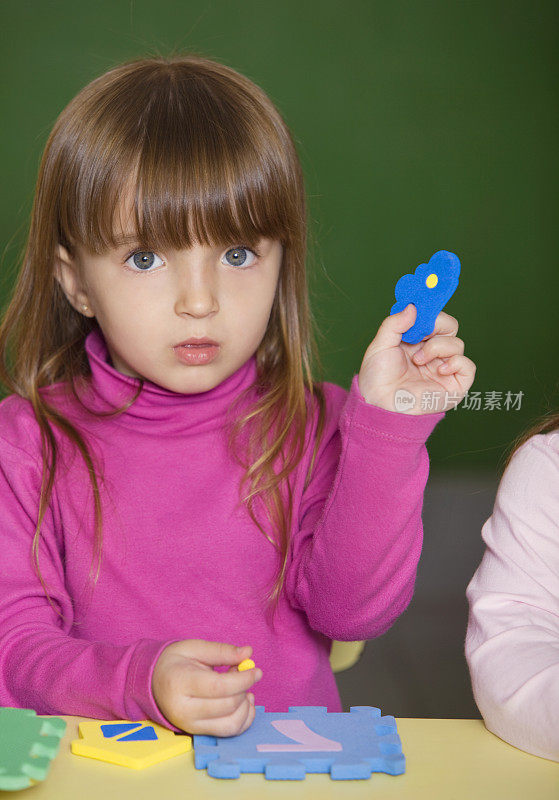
[55,208,283,394]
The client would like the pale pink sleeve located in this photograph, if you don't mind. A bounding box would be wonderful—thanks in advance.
[466,432,559,762]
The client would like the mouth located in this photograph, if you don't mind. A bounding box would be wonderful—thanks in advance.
[175,338,219,348]
[173,339,220,365]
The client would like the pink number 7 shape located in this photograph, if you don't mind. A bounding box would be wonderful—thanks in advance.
[256,719,342,752]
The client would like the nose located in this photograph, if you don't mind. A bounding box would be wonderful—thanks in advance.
[174,262,219,318]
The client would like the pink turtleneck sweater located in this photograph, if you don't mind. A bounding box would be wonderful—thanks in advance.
[0,327,444,730]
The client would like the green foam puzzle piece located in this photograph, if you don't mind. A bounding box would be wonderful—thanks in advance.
[0,706,67,790]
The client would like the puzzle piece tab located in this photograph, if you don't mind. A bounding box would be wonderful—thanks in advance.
[0,706,67,791]
[71,719,191,769]
[390,250,461,343]
[193,705,405,780]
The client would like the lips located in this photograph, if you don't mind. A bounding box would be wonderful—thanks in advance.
[175,338,219,347]
[174,340,220,366]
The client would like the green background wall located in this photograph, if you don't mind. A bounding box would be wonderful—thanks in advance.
[1,1,557,472]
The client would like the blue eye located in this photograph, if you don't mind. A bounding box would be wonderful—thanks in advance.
[124,250,164,273]
[222,246,259,269]
[122,244,261,273]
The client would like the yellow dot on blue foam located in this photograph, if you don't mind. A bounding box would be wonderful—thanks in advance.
[426,273,438,288]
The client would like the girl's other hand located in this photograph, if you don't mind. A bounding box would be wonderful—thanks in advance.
[358,304,476,414]
[151,640,262,736]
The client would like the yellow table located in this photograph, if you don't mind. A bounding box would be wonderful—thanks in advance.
[4,717,557,798]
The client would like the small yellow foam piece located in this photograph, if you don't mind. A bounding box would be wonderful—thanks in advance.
[237,658,255,672]
[71,719,191,770]
[426,272,438,288]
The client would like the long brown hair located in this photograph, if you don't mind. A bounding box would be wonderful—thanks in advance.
[0,52,329,630]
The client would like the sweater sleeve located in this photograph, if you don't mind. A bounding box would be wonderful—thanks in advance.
[0,432,183,729]
[465,433,559,763]
[285,374,445,641]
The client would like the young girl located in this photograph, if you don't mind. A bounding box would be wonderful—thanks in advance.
[466,414,559,762]
[0,53,475,738]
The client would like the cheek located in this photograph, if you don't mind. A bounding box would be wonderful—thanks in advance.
[233,281,276,324]
[98,280,159,316]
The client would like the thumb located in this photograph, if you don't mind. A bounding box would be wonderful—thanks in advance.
[391,303,417,332]
[186,639,252,666]
[372,303,417,351]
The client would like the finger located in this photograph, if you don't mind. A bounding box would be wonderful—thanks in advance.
[196,694,255,738]
[438,354,476,377]
[187,688,251,719]
[425,311,459,339]
[373,304,418,351]
[193,665,263,699]
[183,640,252,666]
[413,336,464,364]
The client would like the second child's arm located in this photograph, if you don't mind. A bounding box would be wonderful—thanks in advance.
[466,433,559,762]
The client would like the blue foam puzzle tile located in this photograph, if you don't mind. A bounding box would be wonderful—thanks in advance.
[390,250,461,344]
[193,705,405,780]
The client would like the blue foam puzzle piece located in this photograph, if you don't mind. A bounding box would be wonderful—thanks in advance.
[193,705,405,781]
[390,250,461,344]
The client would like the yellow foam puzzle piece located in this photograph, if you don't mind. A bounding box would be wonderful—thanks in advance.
[71,720,191,770]
[237,658,255,671]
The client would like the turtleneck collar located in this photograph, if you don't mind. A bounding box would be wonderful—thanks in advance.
[75,326,259,432]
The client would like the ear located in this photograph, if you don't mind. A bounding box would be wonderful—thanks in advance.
[55,244,94,317]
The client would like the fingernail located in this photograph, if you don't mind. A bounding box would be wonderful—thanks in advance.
[248,693,255,704]
[414,349,425,362]
[255,669,263,681]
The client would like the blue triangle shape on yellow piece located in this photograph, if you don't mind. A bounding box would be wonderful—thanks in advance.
[119,726,158,741]
[100,723,141,738]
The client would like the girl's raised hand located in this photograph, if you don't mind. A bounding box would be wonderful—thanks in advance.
[151,640,262,736]
[358,304,476,414]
